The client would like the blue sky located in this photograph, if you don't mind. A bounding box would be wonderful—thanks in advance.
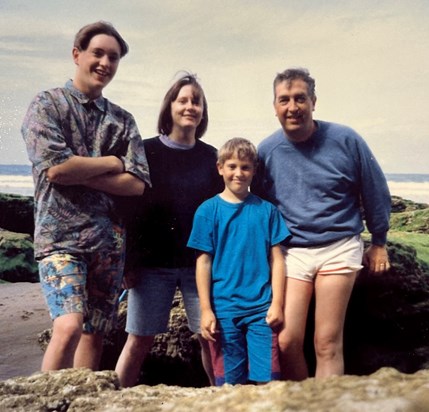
[1,0,428,173]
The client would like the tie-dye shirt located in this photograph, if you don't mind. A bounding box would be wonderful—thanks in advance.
[22,80,151,259]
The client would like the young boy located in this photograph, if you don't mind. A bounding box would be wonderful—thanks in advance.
[187,137,290,385]
[21,21,151,372]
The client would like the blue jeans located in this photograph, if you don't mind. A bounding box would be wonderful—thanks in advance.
[126,266,200,335]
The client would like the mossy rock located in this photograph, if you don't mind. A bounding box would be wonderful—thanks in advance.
[0,229,38,282]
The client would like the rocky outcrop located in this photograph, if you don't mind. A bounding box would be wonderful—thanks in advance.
[101,294,211,387]
[0,193,37,282]
[0,193,34,236]
[0,229,38,283]
[345,239,429,375]
[0,367,428,411]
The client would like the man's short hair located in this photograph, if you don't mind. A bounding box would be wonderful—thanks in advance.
[74,21,129,58]
[273,67,316,101]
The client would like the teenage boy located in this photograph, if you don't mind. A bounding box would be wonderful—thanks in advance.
[21,21,151,371]
[187,137,290,385]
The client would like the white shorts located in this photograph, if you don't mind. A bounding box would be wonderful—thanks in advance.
[283,235,364,283]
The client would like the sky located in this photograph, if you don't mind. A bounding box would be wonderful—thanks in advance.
[0,0,428,173]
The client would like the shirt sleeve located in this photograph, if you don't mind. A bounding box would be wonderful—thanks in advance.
[187,202,215,254]
[21,92,74,173]
[120,114,152,187]
[355,136,391,245]
[270,204,291,245]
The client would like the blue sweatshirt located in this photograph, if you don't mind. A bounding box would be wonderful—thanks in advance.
[254,120,391,247]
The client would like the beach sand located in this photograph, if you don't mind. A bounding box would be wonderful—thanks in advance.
[0,282,51,381]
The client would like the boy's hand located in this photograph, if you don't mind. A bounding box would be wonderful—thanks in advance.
[266,303,283,327]
[200,308,218,342]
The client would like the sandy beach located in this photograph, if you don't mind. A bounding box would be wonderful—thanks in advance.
[0,282,51,381]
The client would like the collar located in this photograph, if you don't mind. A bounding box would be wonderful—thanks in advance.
[65,80,106,112]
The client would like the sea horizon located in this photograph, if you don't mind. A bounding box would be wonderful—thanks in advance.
[1,164,429,204]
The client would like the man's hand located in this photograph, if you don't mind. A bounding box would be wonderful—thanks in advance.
[363,244,390,275]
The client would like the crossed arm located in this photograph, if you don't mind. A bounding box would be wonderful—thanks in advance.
[46,155,145,196]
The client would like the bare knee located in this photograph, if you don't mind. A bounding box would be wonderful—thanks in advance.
[51,316,82,350]
[314,333,342,360]
[124,334,154,357]
[278,329,304,354]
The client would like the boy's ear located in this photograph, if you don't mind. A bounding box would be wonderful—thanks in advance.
[216,161,223,175]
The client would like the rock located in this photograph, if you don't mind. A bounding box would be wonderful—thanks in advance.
[0,367,428,411]
[391,195,428,213]
[0,229,38,283]
[0,193,34,236]
[343,239,429,376]
[102,291,210,387]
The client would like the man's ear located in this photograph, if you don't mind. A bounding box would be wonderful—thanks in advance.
[72,47,80,65]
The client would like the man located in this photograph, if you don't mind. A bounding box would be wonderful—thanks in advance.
[253,67,391,380]
[21,21,150,371]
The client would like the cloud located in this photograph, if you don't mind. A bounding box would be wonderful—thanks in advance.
[0,0,428,172]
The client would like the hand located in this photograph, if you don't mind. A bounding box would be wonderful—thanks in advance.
[200,308,218,342]
[109,155,125,174]
[122,269,138,289]
[266,303,283,328]
[363,244,390,275]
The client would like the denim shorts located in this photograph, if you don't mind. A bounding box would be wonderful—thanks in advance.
[284,235,364,282]
[126,266,200,335]
[39,249,125,334]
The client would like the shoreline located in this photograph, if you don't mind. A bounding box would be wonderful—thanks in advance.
[1,189,429,206]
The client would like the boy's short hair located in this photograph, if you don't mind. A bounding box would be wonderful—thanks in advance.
[74,21,129,58]
[217,137,258,167]
[158,72,208,139]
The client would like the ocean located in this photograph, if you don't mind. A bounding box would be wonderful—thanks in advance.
[0,164,429,205]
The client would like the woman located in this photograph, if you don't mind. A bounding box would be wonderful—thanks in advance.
[115,73,222,387]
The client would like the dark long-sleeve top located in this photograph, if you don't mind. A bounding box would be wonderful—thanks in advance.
[125,136,223,269]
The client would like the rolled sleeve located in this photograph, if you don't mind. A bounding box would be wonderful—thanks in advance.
[121,116,151,187]
[22,92,74,173]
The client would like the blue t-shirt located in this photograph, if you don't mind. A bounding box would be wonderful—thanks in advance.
[187,193,290,318]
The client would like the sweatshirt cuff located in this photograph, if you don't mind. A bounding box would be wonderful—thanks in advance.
[371,232,387,246]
